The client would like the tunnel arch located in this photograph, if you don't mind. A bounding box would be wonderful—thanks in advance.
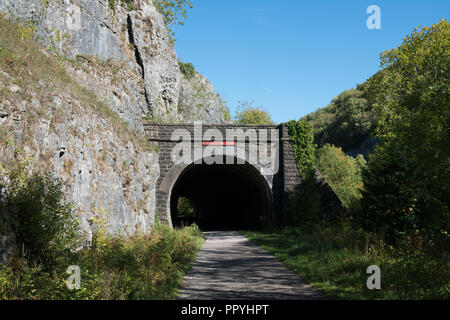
[160,152,273,230]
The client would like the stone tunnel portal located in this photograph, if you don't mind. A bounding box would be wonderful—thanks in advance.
[170,156,272,230]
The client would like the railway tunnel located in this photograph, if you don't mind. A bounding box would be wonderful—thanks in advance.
[169,156,273,230]
[145,122,306,230]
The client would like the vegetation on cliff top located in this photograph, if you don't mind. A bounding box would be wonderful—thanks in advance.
[302,88,379,153]
[233,101,274,125]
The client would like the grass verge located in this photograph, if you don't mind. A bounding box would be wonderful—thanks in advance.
[241,226,449,300]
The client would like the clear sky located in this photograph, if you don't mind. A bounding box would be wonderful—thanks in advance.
[174,0,449,123]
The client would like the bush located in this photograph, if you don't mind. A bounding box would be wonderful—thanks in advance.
[0,144,80,267]
[177,197,194,218]
[315,144,366,210]
[178,61,195,79]
[0,145,203,299]
[0,223,204,300]
[4,173,80,267]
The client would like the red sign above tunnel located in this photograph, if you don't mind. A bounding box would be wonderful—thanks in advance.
[202,141,237,146]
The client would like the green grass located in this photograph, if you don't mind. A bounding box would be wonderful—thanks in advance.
[241,226,449,300]
[0,224,204,300]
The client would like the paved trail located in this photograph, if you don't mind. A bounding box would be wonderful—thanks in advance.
[178,231,323,300]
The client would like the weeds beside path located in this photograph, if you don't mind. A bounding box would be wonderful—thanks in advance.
[1,224,205,300]
[241,227,449,300]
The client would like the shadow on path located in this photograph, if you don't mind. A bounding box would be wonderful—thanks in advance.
[178,231,324,300]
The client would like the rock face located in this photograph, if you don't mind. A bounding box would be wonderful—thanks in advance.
[0,0,224,126]
[0,67,159,239]
[0,0,225,245]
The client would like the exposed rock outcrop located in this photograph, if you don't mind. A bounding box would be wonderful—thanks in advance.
[0,0,225,248]
[0,0,225,125]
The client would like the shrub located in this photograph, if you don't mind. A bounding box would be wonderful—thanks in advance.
[178,61,195,79]
[315,144,365,210]
[5,173,80,266]
[0,144,80,267]
[177,197,194,218]
[0,222,203,300]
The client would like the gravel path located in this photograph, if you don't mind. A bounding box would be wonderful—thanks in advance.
[178,231,323,300]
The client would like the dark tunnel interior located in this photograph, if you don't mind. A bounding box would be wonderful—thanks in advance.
[170,157,271,230]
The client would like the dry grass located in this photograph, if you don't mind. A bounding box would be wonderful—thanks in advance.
[0,14,155,153]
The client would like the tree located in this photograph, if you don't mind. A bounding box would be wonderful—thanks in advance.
[359,20,450,243]
[303,88,378,152]
[153,0,193,42]
[234,101,274,125]
[316,144,365,210]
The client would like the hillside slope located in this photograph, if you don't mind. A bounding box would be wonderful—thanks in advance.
[302,88,379,154]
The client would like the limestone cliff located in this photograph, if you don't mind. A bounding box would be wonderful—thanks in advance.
[0,0,225,126]
[0,0,225,240]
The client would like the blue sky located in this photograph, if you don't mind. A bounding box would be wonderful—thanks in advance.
[174,0,449,123]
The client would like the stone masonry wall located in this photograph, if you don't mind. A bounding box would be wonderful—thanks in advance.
[144,123,304,226]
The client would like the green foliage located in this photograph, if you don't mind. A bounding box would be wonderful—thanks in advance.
[286,119,316,181]
[247,20,449,301]
[234,101,274,125]
[359,20,450,245]
[108,0,116,11]
[285,120,324,227]
[153,0,193,43]
[177,197,194,218]
[5,173,80,266]
[316,144,366,210]
[243,226,449,300]
[0,144,80,267]
[303,88,378,152]
[16,20,36,41]
[0,223,204,300]
[178,61,195,79]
